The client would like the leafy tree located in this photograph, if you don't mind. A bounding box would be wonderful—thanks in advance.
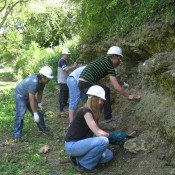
[65,0,175,42]
[0,0,77,64]
[0,0,29,29]
[21,2,75,47]
[65,0,125,42]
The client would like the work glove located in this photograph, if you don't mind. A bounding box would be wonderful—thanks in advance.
[108,132,129,147]
[123,82,129,88]
[34,112,40,123]
[38,103,43,110]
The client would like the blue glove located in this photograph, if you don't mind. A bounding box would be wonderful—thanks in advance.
[108,132,128,147]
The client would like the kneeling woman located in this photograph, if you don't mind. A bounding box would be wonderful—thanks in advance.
[64,85,113,174]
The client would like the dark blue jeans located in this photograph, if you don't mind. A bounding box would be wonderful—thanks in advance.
[59,83,69,112]
[13,94,48,139]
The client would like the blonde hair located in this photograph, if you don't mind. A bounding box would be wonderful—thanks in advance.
[84,95,103,123]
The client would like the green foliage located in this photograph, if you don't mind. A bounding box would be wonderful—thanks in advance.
[0,30,23,64]
[125,0,174,34]
[23,2,74,47]
[66,0,175,43]
[13,36,80,80]
[0,89,15,131]
[13,42,43,79]
[0,0,77,66]
[1,0,175,80]
[1,0,75,48]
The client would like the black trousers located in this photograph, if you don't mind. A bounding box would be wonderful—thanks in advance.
[78,81,112,120]
[59,83,69,112]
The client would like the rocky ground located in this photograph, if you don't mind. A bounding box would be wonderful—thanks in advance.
[41,81,175,175]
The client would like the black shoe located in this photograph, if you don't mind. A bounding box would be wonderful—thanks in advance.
[77,163,96,174]
[60,108,68,112]
[105,116,116,123]
[69,156,77,166]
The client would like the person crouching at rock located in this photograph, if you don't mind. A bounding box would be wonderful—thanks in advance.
[64,85,114,174]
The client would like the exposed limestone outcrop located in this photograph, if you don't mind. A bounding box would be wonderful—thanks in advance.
[76,14,175,168]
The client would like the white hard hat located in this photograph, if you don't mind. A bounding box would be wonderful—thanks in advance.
[62,48,71,54]
[107,46,123,57]
[39,66,54,79]
[86,85,106,100]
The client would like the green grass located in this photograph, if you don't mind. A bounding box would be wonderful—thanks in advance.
[0,88,127,175]
[0,76,74,175]
[0,72,13,78]
[0,74,53,175]
[0,72,127,175]
[0,88,53,175]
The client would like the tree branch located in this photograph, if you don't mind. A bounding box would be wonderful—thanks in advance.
[0,0,29,29]
[0,0,7,13]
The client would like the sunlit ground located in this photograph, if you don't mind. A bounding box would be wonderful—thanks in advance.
[0,68,17,91]
[0,81,16,91]
[0,67,13,73]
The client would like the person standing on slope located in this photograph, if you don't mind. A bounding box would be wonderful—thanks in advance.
[57,48,77,112]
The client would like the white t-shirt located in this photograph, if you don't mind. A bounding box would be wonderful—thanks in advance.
[69,66,86,82]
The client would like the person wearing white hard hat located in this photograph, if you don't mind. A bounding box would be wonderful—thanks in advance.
[64,85,114,174]
[78,46,140,123]
[13,66,53,141]
[57,48,77,112]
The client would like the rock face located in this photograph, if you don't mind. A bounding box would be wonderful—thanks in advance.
[124,138,147,154]
[77,15,175,61]
[139,52,175,96]
[77,15,175,148]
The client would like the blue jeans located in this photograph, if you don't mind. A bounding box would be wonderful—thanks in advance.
[65,136,113,169]
[67,76,87,110]
[13,94,48,139]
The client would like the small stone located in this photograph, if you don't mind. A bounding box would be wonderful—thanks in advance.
[38,145,50,154]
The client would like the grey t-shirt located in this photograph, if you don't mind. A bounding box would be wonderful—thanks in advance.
[14,75,44,98]
[57,58,68,84]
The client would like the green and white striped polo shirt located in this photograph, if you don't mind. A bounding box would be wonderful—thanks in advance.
[80,56,116,84]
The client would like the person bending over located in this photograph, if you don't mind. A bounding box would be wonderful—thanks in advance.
[13,66,53,141]
[79,46,140,123]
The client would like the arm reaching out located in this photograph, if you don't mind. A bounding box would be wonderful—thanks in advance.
[109,76,141,100]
